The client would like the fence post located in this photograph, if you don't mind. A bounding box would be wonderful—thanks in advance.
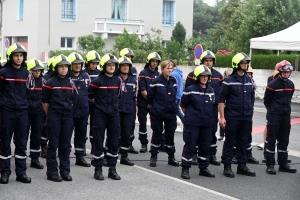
[295,55,298,71]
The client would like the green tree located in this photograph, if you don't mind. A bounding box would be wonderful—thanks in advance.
[77,34,105,53]
[166,40,181,60]
[171,21,186,47]
[113,28,142,52]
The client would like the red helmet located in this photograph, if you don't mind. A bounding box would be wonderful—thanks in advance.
[277,60,293,71]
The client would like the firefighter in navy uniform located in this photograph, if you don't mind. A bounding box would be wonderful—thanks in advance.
[89,53,121,181]
[119,48,138,154]
[42,54,76,182]
[137,52,160,153]
[83,50,101,154]
[181,65,216,179]
[147,60,179,167]
[219,53,256,178]
[26,58,45,170]
[264,60,297,175]
[68,52,91,167]
[40,56,55,158]
[117,56,137,166]
[0,43,31,184]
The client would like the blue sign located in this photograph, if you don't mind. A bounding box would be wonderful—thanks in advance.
[194,44,203,59]
[5,38,9,48]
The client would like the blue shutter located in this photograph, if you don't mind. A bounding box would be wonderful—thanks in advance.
[73,0,76,20]
[163,1,166,25]
[171,1,174,25]
[19,0,24,20]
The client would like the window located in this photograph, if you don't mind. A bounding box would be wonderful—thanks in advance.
[17,37,28,42]
[162,1,175,26]
[19,0,24,20]
[61,37,75,50]
[61,0,76,20]
[111,0,127,22]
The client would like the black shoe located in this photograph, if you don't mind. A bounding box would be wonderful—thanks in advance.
[159,145,166,152]
[150,155,157,167]
[128,145,139,154]
[209,155,220,166]
[120,156,134,166]
[247,153,259,164]
[266,165,276,175]
[140,144,147,153]
[31,158,44,169]
[231,155,238,164]
[181,167,190,179]
[223,166,234,178]
[94,167,104,180]
[0,174,10,184]
[76,156,91,167]
[16,174,31,183]
[278,164,297,173]
[108,167,121,180]
[218,136,224,141]
[237,164,256,177]
[41,145,47,158]
[192,154,198,165]
[61,174,72,181]
[168,155,180,166]
[47,174,62,182]
[199,168,215,178]
[262,158,266,163]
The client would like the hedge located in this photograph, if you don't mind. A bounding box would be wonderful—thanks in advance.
[214,54,299,70]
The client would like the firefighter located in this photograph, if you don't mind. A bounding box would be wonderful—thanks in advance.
[68,52,91,167]
[0,43,31,184]
[219,53,256,178]
[147,60,179,167]
[264,60,297,175]
[117,56,137,166]
[43,54,76,182]
[119,48,138,154]
[83,50,101,154]
[137,52,160,153]
[26,58,45,170]
[181,65,216,179]
[89,53,121,180]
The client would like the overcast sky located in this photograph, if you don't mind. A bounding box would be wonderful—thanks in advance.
[203,0,216,6]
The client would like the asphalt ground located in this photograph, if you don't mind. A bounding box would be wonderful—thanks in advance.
[1,99,300,200]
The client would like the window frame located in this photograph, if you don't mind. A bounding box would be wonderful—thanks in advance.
[18,0,24,20]
[162,1,175,26]
[111,0,127,22]
[61,0,77,21]
[60,37,75,50]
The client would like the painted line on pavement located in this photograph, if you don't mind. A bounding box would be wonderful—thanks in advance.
[133,165,239,200]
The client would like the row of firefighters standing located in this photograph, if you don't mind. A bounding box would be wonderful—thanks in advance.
[0,43,296,184]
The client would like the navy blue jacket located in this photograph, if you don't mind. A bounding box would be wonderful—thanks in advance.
[130,66,138,79]
[137,65,159,108]
[264,77,294,115]
[27,76,43,115]
[181,83,215,127]
[43,72,52,82]
[118,74,137,114]
[42,75,75,115]
[88,74,121,117]
[70,71,90,118]
[185,71,194,89]
[147,74,177,119]
[219,72,255,120]
[83,68,100,105]
[0,62,29,111]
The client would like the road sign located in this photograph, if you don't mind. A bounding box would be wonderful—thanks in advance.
[5,38,9,48]
[194,59,200,66]
[194,44,203,60]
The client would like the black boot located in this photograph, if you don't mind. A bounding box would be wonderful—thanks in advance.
[181,167,190,179]
[278,164,297,173]
[237,164,256,177]
[247,153,259,164]
[209,155,220,166]
[94,167,104,180]
[231,155,238,164]
[16,174,31,183]
[61,174,72,181]
[223,166,234,178]
[0,174,10,184]
[128,145,139,154]
[47,174,62,182]
[76,156,91,167]
[140,144,147,153]
[120,154,134,166]
[168,154,180,166]
[266,165,276,175]
[199,168,215,178]
[192,154,198,165]
[108,167,121,180]
[41,145,47,158]
[150,154,157,167]
[31,158,44,169]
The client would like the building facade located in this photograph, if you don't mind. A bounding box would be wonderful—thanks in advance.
[2,0,193,61]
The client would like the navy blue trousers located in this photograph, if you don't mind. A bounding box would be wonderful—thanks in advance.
[28,113,43,159]
[88,104,95,145]
[210,104,218,155]
[119,113,133,153]
[137,106,149,145]
[73,117,88,156]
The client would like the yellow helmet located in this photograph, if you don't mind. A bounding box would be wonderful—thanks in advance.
[146,52,161,64]
[52,54,71,72]
[27,58,44,71]
[85,50,101,64]
[6,43,27,61]
[232,53,250,69]
[118,56,132,71]
[100,53,118,72]
[47,56,56,72]
[200,50,216,64]
[68,52,84,69]
[193,64,212,81]
[120,48,134,58]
